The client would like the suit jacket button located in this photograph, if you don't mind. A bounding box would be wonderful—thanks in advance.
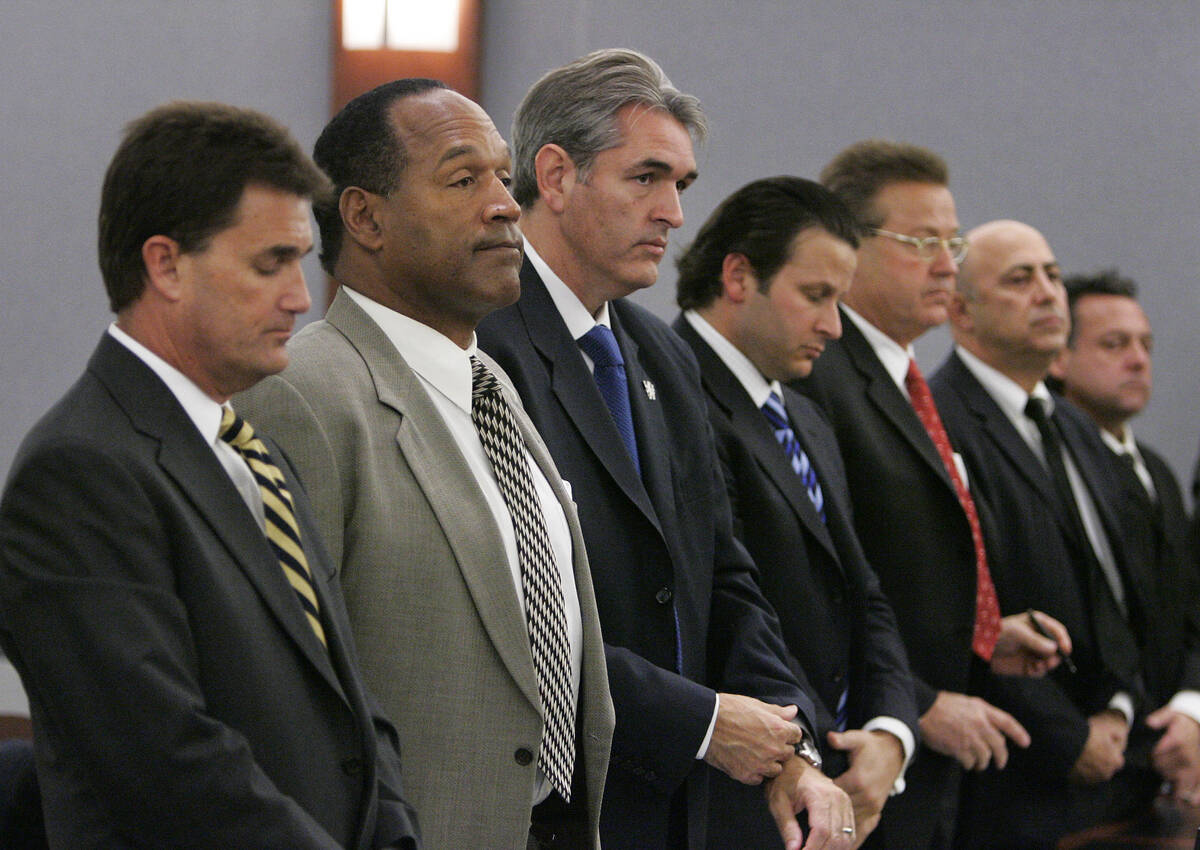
[655,587,673,604]
[340,756,362,776]
[832,671,845,684]
[514,748,534,766]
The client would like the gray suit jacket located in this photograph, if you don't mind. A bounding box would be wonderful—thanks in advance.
[236,289,613,850]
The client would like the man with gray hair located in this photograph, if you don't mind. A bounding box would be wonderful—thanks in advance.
[479,49,854,850]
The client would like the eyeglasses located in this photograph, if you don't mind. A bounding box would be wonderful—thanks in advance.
[870,228,969,264]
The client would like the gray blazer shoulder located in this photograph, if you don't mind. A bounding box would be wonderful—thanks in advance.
[235,289,612,850]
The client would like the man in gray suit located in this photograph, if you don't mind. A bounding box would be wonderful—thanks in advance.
[236,79,613,850]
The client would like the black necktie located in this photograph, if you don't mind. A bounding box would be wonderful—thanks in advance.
[1024,398,1141,686]
[469,357,575,800]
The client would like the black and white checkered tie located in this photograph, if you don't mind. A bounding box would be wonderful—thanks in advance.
[469,356,575,800]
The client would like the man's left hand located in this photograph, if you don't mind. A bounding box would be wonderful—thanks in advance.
[765,755,855,850]
[828,729,903,846]
[1147,707,1200,804]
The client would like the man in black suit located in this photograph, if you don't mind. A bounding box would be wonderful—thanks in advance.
[1048,269,1200,803]
[0,102,419,849]
[671,175,920,847]
[931,219,1150,847]
[794,141,1064,849]
[477,50,855,850]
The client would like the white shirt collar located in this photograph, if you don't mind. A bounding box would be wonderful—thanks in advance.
[683,310,778,408]
[955,344,1053,431]
[107,323,225,444]
[524,238,612,338]
[1099,425,1137,457]
[341,286,477,415]
[842,303,915,393]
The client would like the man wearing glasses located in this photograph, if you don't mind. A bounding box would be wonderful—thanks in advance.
[794,141,1066,849]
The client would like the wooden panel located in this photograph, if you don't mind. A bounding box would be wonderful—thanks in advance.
[331,0,481,111]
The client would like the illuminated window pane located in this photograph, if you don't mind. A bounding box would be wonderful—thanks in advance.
[343,0,387,49]
[385,0,460,52]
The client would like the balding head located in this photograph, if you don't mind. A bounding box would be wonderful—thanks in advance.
[948,219,1069,391]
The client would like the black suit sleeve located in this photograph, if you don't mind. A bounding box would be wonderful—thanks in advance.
[0,442,352,849]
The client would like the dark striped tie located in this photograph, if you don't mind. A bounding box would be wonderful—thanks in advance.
[469,357,575,801]
[219,406,326,647]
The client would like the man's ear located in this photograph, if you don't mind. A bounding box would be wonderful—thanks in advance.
[533,144,573,214]
[720,253,756,304]
[340,186,386,252]
[946,290,972,333]
[141,235,185,301]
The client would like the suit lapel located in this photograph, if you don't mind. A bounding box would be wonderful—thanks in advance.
[90,336,345,695]
[942,353,1070,527]
[838,314,955,493]
[517,264,664,535]
[676,318,841,565]
[325,293,542,710]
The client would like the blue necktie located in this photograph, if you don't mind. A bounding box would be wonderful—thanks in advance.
[579,325,683,671]
[578,324,640,473]
[762,391,825,523]
[763,391,846,726]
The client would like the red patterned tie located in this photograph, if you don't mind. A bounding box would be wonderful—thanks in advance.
[905,359,1001,660]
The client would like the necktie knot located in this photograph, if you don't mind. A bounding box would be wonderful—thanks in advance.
[219,406,256,451]
[1024,396,1050,426]
[470,355,501,401]
[578,324,624,368]
[761,391,789,431]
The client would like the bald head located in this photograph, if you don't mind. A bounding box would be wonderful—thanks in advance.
[948,219,1069,391]
[958,220,1050,297]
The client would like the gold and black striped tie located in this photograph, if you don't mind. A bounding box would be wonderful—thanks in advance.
[219,406,327,647]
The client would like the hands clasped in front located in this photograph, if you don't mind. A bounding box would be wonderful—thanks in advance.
[704,694,856,849]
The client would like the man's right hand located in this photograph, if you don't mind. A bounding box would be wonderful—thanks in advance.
[1070,709,1128,784]
[703,693,803,784]
[919,691,1030,770]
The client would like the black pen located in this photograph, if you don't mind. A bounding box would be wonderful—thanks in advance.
[1026,608,1077,674]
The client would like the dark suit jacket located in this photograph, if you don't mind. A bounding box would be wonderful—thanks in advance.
[477,260,816,850]
[0,335,418,850]
[675,316,919,845]
[792,310,982,849]
[930,350,1142,847]
[1102,439,1200,708]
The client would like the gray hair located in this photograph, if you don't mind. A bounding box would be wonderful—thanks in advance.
[511,48,707,207]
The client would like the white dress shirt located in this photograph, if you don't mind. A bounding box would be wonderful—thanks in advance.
[342,287,583,803]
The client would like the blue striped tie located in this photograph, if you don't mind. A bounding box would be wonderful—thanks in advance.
[761,391,825,523]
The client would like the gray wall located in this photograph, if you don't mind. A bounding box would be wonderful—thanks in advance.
[0,0,331,482]
[480,0,1200,495]
[3,0,1198,494]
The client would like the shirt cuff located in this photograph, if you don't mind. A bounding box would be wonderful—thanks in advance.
[696,692,720,759]
[1167,690,1200,726]
[862,716,915,795]
[1108,691,1134,727]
